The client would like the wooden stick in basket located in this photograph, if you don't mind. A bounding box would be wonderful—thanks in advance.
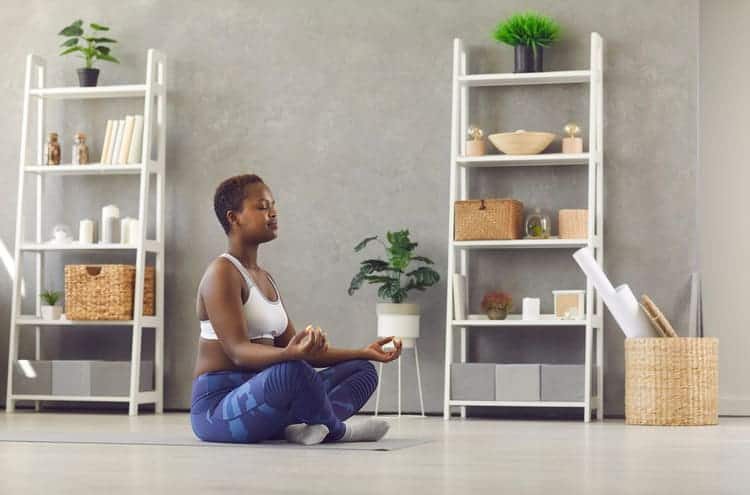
[640,294,679,337]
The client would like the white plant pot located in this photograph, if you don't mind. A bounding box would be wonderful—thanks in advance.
[376,302,420,349]
[41,305,62,321]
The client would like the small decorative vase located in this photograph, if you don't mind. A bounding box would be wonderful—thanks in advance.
[71,132,89,165]
[45,132,61,165]
[525,208,551,238]
[514,45,543,73]
[77,68,99,87]
[41,305,62,321]
[487,308,508,320]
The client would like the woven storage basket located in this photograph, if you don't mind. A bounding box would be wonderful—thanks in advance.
[65,264,155,320]
[454,198,523,240]
[625,337,718,426]
[558,209,588,239]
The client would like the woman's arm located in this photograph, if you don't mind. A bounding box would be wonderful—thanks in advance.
[203,260,292,370]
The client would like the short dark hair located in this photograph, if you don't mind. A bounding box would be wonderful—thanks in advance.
[213,174,265,234]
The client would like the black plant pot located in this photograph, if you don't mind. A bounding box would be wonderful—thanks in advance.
[513,45,544,73]
[77,68,100,87]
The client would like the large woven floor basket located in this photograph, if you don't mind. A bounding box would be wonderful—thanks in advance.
[625,337,719,426]
[65,264,155,320]
[454,198,523,240]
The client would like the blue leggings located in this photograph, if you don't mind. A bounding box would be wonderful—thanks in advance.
[190,359,378,443]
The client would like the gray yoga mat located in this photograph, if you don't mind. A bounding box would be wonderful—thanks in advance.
[0,429,430,451]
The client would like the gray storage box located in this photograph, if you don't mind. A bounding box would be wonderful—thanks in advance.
[91,360,154,395]
[52,360,92,396]
[13,360,52,395]
[450,363,495,401]
[495,364,540,401]
[540,364,596,402]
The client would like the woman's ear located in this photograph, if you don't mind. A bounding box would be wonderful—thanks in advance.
[226,210,237,231]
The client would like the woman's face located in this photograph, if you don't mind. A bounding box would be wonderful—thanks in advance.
[228,183,278,243]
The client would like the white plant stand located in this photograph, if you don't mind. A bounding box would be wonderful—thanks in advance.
[5,49,167,416]
[373,343,426,417]
[443,33,604,422]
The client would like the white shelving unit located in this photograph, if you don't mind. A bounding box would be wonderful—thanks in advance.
[443,33,604,422]
[5,49,167,416]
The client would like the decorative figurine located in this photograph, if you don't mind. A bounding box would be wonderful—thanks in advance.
[466,125,486,157]
[562,122,583,153]
[72,132,89,165]
[45,132,61,165]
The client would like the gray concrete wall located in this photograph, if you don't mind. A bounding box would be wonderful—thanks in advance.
[699,0,750,414]
[0,0,698,416]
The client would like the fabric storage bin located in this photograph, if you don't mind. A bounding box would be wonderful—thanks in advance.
[625,337,718,426]
[65,264,155,320]
[451,363,495,401]
[558,209,588,239]
[91,360,154,395]
[52,360,92,395]
[13,360,52,395]
[540,364,595,402]
[495,364,540,401]
[454,198,523,240]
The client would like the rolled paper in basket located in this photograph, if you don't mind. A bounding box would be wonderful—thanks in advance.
[572,247,656,338]
[614,284,659,338]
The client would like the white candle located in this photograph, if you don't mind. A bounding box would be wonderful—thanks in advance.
[522,297,540,320]
[78,219,94,244]
[120,217,132,244]
[129,219,140,244]
[101,204,120,243]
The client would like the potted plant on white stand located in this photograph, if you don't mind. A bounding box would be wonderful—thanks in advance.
[348,229,440,416]
[40,290,63,321]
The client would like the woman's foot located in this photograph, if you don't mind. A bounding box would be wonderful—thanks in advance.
[283,423,329,445]
[337,418,390,442]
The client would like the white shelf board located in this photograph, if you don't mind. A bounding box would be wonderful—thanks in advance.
[20,240,161,252]
[456,153,589,167]
[29,84,147,100]
[25,163,144,175]
[458,70,590,87]
[452,238,589,249]
[17,316,160,327]
[452,314,587,327]
[449,400,585,407]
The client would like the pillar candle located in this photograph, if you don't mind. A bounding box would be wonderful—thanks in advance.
[101,204,120,243]
[120,217,133,244]
[128,219,140,244]
[522,297,540,320]
[78,219,94,244]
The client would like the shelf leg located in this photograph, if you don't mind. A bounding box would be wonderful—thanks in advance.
[414,342,426,417]
[374,362,383,417]
[397,352,402,417]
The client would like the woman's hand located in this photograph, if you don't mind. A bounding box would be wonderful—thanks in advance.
[284,325,328,361]
[361,336,402,363]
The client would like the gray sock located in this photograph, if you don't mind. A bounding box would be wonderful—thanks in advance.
[338,418,390,442]
[283,423,329,445]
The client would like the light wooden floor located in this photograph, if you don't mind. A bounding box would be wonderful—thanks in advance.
[0,410,747,494]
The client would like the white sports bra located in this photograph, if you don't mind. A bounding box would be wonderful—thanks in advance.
[199,253,289,341]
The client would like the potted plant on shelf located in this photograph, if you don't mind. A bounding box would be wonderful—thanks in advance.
[493,11,561,73]
[40,290,63,320]
[480,290,513,320]
[348,229,441,349]
[58,19,119,87]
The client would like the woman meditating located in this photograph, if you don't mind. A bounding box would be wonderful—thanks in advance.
[191,174,402,445]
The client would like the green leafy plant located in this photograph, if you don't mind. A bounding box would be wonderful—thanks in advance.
[493,11,561,57]
[40,290,62,306]
[348,229,440,304]
[58,20,119,68]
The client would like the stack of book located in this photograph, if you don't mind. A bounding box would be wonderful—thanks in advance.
[99,115,144,165]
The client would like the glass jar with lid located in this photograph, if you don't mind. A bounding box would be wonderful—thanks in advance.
[72,132,89,165]
[525,208,551,238]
